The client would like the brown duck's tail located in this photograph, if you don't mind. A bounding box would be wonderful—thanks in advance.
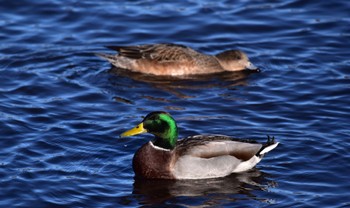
[95,53,115,61]
[105,45,145,59]
[256,136,279,157]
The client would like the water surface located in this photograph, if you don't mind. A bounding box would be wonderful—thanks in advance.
[1,0,350,207]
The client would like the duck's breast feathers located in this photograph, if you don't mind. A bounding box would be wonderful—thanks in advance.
[175,135,264,161]
[133,141,175,179]
[106,43,196,63]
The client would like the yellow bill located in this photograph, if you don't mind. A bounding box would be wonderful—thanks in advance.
[120,123,147,137]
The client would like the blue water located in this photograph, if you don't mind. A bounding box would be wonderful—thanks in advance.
[1,0,350,207]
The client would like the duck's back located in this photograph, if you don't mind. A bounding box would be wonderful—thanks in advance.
[172,135,277,179]
[98,44,224,76]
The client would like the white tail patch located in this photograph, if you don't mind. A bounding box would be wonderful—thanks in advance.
[259,142,279,155]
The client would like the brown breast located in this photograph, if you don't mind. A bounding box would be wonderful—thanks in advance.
[132,142,176,179]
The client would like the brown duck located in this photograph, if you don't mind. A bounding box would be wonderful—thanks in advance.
[97,43,258,76]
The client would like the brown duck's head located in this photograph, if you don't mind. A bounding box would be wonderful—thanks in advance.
[215,50,259,72]
[120,111,178,150]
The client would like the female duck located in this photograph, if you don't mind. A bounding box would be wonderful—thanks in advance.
[97,43,258,76]
[121,112,278,180]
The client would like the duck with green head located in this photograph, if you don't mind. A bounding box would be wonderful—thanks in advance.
[121,111,279,180]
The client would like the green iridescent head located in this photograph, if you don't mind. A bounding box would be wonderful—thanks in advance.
[121,111,178,149]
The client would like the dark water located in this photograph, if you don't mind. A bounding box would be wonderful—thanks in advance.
[1,0,349,207]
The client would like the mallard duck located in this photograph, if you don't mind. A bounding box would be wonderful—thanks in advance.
[121,111,279,180]
[97,43,258,76]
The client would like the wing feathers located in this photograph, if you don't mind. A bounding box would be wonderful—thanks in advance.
[105,45,144,59]
[176,135,278,161]
[104,44,194,63]
[188,141,262,161]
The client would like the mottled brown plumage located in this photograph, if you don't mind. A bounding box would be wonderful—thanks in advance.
[97,43,258,76]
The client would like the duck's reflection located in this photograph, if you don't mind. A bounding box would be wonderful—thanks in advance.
[132,169,277,205]
[108,67,259,99]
